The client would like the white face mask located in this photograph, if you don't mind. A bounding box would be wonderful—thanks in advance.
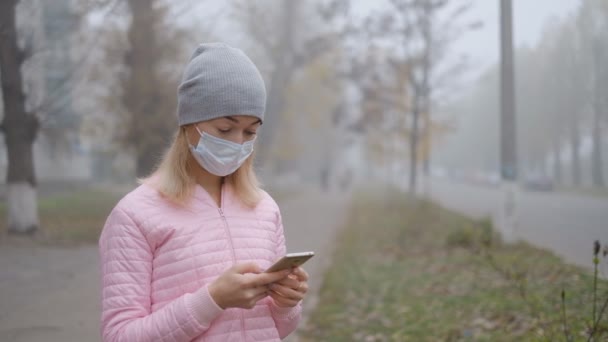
[189,127,255,177]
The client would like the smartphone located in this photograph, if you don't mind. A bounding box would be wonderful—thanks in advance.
[265,251,315,273]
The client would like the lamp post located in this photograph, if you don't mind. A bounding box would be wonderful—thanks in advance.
[499,0,518,243]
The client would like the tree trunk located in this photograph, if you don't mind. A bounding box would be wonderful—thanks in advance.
[124,0,173,178]
[591,104,604,188]
[409,99,420,194]
[136,142,161,179]
[420,93,431,196]
[256,1,296,171]
[419,1,433,195]
[591,43,605,188]
[570,123,582,186]
[422,111,431,176]
[553,139,562,185]
[0,0,40,234]
[260,73,288,170]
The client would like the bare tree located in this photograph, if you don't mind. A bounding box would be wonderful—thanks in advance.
[0,0,120,234]
[0,0,41,234]
[122,0,180,177]
[557,22,586,187]
[578,0,607,188]
[232,0,350,172]
[361,0,478,193]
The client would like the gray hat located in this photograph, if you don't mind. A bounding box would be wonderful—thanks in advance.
[177,43,267,126]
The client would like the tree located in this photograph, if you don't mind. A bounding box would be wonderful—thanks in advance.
[555,21,587,186]
[0,0,120,234]
[123,0,178,177]
[231,0,351,172]
[360,0,478,193]
[578,0,608,188]
[0,0,41,234]
[83,0,189,178]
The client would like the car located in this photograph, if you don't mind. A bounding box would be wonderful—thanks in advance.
[523,175,554,192]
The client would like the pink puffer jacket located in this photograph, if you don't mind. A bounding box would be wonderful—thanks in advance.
[98,182,301,341]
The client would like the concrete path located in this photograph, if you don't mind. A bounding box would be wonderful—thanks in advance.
[0,242,101,342]
[279,189,351,342]
[0,187,351,342]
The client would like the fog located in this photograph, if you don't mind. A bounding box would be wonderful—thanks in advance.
[1,0,607,340]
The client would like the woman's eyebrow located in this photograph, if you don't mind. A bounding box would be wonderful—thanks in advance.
[223,116,261,126]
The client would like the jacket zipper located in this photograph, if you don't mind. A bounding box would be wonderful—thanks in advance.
[217,184,247,340]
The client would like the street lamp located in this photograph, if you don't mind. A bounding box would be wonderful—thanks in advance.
[499,0,518,243]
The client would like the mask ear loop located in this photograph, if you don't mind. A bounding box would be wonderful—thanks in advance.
[184,125,200,149]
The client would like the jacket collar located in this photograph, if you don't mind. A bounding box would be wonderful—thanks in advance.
[192,180,233,210]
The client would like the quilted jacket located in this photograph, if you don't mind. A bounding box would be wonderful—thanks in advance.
[98,181,301,341]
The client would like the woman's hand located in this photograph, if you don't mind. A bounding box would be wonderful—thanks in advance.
[269,266,309,308]
[208,262,291,309]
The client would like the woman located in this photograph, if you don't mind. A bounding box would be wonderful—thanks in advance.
[99,43,308,341]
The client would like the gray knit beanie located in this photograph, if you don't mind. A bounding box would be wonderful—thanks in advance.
[177,43,266,126]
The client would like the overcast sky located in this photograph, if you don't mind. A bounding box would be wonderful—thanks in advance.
[174,0,583,89]
[183,0,582,70]
[455,0,582,72]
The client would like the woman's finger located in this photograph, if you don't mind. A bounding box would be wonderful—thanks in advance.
[251,285,270,297]
[252,289,269,303]
[293,267,309,281]
[270,283,304,301]
[274,276,299,289]
[269,291,300,307]
[296,281,308,294]
[273,276,308,294]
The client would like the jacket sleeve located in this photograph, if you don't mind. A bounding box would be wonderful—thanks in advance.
[99,206,223,342]
[269,209,302,339]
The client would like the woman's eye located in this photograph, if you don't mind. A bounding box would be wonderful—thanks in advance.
[245,131,257,136]
[218,128,230,133]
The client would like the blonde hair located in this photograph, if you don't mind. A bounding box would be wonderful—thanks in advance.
[140,126,263,207]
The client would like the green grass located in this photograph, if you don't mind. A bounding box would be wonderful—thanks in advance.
[300,191,608,342]
[0,187,126,244]
[0,183,294,246]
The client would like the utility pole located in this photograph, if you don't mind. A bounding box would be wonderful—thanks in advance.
[499,0,518,243]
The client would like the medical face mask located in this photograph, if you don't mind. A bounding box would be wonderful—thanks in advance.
[189,127,255,176]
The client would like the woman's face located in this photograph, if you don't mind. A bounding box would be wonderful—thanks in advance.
[186,115,262,146]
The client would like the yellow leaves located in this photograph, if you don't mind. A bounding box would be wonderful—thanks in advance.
[270,107,303,160]
[286,55,339,129]
[364,109,454,165]
[270,51,341,161]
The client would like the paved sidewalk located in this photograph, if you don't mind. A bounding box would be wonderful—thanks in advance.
[279,189,351,341]
[0,243,101,342]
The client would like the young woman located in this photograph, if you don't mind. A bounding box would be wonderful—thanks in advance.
[99,43,308,341]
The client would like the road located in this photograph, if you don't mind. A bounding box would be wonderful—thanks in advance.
[426,179,608,271]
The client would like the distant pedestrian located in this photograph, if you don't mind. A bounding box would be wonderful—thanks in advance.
[99,43,308,341]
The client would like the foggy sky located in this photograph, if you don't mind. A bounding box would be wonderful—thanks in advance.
[455,0,582,75]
